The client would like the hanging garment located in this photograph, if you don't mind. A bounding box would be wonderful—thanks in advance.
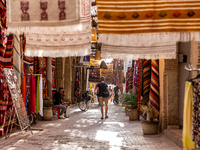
[36,75,40,114]
[182,81,195,150]
[39,74,43,116]
[28,75,36,114]
[149,60,160,112]
[134,61,139,87]
[136,59,143,114]
[192,81,200,149]
[22,74,26,108]
[142,60,151,105]
[52,58,56,97]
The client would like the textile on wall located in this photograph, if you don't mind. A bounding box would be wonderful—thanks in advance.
[7,0,91,57]
[134,61,138,87]
[89,68,100,83]
[149,60,159,112]
[52,58,56,97]
[28,75,35,114]
[142,60,151,105]
[96,0,200,60]
[126,67,134,93]
[136,59,143,114]
[182,81,195,150]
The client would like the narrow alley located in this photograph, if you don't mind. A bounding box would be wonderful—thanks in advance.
[0,103,181,150]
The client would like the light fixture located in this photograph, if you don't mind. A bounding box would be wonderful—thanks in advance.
[100,60,108,69]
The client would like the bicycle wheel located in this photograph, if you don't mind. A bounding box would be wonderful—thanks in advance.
[78,101,87,111]
[86,100,92,110]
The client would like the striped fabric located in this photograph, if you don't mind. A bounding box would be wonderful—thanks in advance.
[96,0,200,34]
[142,60,151,105]
[52,58,56,97]
[126,67,134,93]
[0,34,13,70]
[149,60,160,112]
[136,59,143,114]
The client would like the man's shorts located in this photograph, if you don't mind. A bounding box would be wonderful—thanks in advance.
[99,97,108,106]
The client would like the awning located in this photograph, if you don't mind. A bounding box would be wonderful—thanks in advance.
[7,0,91,57]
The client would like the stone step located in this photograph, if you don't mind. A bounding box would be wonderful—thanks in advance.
[164,129,183,148]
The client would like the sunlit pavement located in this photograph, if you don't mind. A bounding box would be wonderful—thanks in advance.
[0,103,181,150]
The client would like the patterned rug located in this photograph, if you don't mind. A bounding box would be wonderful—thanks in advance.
[149,60,160,112]
[52,58,56,97]
[142,60,151,105]
[8,0,91,58]
[126,67,134,93]
[75,68,81,101]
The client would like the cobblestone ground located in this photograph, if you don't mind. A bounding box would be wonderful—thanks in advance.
[0,103,181,150]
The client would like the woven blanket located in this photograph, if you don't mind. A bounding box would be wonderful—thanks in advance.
[149,60,160,112]
[52,58,56,97]
[0,34,13,70]
[96,0,200,34]
[100,43,177,60]
[8,0,91,57]
[142,60,151,105]
[134,61,138,87]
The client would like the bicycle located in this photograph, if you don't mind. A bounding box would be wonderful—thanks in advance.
[78,91,94,111]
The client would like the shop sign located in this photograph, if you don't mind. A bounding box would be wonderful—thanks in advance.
[79,56,90,67]
[73,63,84,68]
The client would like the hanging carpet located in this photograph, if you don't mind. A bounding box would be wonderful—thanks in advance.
[7,0,91,57]
[142,60,151,106]
[149,60,160,112]
[52,58,56,97]
[126,67,134,93]
[96,0,200,60]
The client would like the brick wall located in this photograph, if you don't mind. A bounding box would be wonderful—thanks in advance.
[159,44,179,131]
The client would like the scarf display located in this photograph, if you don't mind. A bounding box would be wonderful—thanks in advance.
[28,75,36,114]
[149,60,160,112]
[74,68,81,100]
[136,59,143,114]
[142,60,151,105]
[126,67,134,93]
[36,76,40,114]
[52,58,56,97]
[39,74,43,116]
[7,0,91,57]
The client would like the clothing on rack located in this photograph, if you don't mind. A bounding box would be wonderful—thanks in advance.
[36,75,40,114]
[183,81,195,150]
[39,74,43,116]
[192,81,200,149]
[22,74,26,107]
[28,75,36,114]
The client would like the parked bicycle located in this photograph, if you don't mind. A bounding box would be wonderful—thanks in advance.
[78,91,94,111]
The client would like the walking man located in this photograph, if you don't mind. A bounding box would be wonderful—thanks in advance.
[97,76,109,119]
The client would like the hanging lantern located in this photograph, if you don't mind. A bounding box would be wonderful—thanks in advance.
[100,60,108,69]
[92,28,97,43]
[95,50,101,60]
